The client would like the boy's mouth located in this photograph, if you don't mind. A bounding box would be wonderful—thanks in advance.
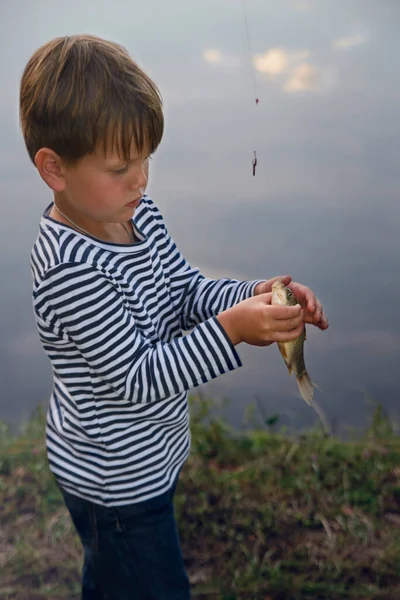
[126,197,142,208]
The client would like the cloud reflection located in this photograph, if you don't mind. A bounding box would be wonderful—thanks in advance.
[284,62,320,93]
[333,32,369,50]
[254,48,288,76]
[253,47,325,94]
[253,48,310,77]
[203,49,240,68]
[203,49,223,64]
[203,44,334,95]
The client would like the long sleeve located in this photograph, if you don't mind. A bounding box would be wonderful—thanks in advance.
[34,262,242,405]
[151,202,264,331]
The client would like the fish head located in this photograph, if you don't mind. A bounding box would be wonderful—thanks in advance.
[271,280,299,307]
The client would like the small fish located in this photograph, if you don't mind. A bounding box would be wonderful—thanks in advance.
[271,280,316,405]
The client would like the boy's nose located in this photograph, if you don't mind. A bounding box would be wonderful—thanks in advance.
[129,165,148,191]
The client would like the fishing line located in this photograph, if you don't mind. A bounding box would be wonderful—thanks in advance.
[241,0,259,175]
[241,0,258,104]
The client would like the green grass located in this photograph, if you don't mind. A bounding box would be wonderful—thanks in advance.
[1,399,400,599]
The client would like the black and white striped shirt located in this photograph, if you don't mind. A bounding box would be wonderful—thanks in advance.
[31,195,261,506]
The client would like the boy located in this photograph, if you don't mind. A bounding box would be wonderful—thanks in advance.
[20,35,328,599]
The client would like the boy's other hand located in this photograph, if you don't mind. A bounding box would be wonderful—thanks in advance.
[254,275,292,296]
[254,276,329,331]
[216,293,304,347]
[288,281,329,330]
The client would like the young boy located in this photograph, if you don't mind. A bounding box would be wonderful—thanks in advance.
[21,35,328,599]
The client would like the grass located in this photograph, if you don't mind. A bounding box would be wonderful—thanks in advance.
[1,398,400,599]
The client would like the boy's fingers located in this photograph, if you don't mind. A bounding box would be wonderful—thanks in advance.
[259,292,273,304]
[289,283,316,312]
[312,300,324,322]
[276,316,304,332]
[319,312,329,328]
[271,304,302,319]
[304,310,329,328]
[268,275,292,286]
[314,297,322,314]
[280,275,292,286]
[273,325,304,342]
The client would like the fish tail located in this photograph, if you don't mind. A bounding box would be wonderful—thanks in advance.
[296,371,315,406]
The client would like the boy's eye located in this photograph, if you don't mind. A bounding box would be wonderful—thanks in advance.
[114,165,129,175]
[113,156,151,175]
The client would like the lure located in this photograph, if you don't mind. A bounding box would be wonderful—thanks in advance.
[252,150,257,176]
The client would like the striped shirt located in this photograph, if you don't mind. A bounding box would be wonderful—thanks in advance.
[31,195,261,506]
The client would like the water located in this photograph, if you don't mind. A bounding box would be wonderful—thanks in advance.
[1,0,399,434]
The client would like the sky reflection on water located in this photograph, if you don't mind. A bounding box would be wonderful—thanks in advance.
[1,0,399,433]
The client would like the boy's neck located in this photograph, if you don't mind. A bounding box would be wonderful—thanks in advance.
[49,196,136,244]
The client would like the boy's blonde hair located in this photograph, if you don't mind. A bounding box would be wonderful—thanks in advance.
[20,34,164,164]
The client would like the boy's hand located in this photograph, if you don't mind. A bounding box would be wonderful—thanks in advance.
[288,281,328,330]
[217,293,304,347]
[254,275,292,296]
[254,276,329,331]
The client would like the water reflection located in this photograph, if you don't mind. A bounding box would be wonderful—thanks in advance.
[0,0,399,434]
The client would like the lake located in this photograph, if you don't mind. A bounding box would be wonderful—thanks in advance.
[1,0,399,435]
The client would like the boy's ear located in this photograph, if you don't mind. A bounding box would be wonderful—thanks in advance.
[34,148,67,192]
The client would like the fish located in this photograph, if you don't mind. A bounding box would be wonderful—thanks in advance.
[271,279,316,405]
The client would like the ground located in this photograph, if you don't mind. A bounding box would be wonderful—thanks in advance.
[1,400,400,599]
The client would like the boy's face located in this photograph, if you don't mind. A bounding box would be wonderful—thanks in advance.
[61,145,150,222]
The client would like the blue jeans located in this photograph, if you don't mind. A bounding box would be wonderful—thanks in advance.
[57,477,191,599]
